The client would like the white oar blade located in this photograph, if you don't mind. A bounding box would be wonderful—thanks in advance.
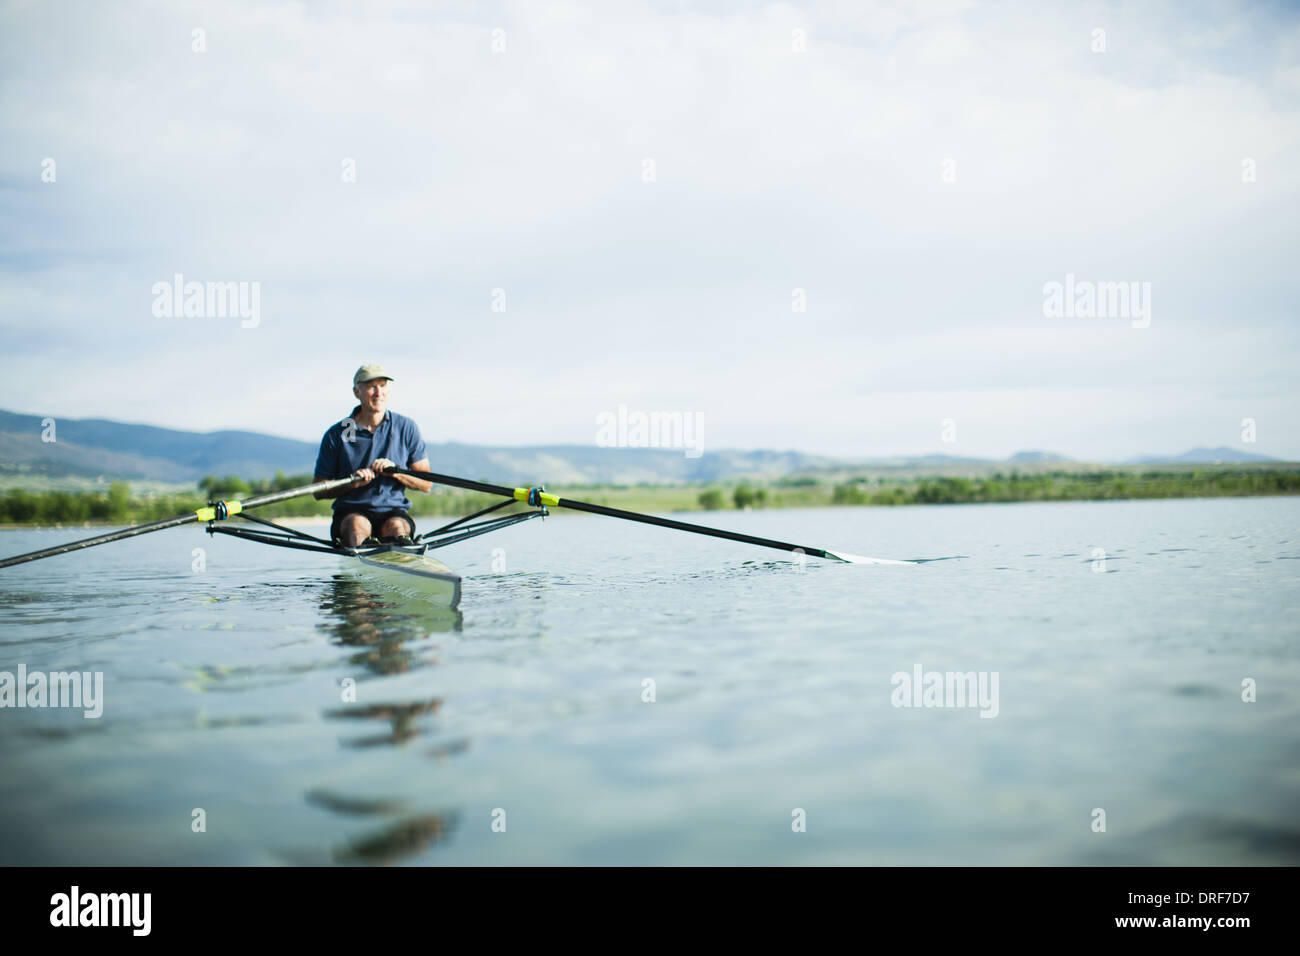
[823,550,916,565]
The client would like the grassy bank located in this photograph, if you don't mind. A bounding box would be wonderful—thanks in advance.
[1,466,1297,528]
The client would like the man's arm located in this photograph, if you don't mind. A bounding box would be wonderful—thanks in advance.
[312,426,373,498]
[373,458,433,494]
[370,419,432,493]
[313,472,372,499]
[398,458,434,494]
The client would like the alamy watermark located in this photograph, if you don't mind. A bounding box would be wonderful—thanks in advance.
[151,274,260,328]
[50,886,150,935]
[1042,273,1150,328]
[890,664,999,718]
[0,665,103,718]
[595,404,703,459]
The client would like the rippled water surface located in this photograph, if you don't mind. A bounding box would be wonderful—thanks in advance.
[1,497,1297,865]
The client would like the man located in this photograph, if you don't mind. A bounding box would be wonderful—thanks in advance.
[314,364,433,547]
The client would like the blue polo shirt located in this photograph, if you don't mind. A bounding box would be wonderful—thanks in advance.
[314,407,427,512]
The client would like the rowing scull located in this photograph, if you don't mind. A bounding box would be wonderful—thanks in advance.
[0,470,913,609]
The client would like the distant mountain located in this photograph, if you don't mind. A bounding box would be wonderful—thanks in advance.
[1007,450,1073,463]
[0,410,1286,486]
[1126,447,1279,465]
[0,410,318,483]
[901,453,991,464]
[413,444,845,485]
[0,410,841,486]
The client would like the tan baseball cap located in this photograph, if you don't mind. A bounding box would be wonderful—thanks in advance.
[353,363,394,386]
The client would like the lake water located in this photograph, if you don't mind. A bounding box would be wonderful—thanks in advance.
[1,497,1297,865]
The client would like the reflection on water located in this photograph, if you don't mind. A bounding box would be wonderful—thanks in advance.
[318,574,461,676]
[2,499,1296,866]
[330,811,458,865]
[426,737,471,761]
[306,789,408,815]
[293,791,459,866]
[306,575,468,862]
[326,698,442,749]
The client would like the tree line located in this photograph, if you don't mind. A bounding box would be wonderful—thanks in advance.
[2,468,1297,525]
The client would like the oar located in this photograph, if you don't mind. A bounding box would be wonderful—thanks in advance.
[0,475,359,569]
[391,468,913,565]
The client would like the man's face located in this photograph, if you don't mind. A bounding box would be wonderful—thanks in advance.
[354,377,390,414]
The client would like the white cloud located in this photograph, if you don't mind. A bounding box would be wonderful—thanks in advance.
[0,0,1296,459]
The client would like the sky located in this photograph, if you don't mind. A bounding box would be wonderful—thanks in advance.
[1,0,1297,461]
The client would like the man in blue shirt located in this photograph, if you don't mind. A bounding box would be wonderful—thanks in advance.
[314,364,433,546]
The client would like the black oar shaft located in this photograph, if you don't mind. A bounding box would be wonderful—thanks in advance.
[0,475,357,569]
[0,513,200,568]
[551,497,832,558]
[393,469,834,560]
[235,477,359,510]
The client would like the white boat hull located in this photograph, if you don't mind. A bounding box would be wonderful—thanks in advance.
[349,547,462,608]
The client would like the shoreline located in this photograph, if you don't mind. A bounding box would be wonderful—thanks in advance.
[1,491,1298,531]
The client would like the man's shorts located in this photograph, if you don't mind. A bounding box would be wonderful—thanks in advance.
[330,508,416,544]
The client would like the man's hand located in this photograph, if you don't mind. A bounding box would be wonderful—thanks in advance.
[371,458,396,475]
[315,470,373,499]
